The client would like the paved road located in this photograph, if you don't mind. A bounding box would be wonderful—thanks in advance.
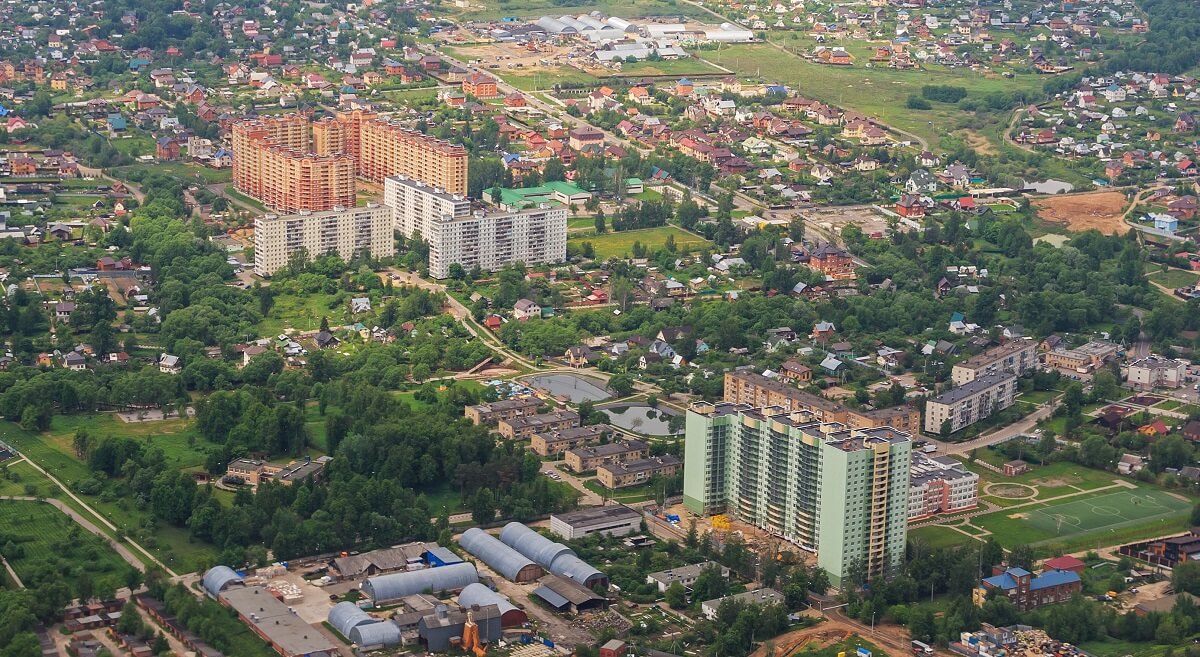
[922,400,1059,456]
[77,165,146,203]
[8,455,177,576]
[547,462,604,506]
[0,494,147,573]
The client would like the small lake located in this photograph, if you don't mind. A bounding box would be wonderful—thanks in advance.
[603,404,682,436]
[526,373,613,402]
[1024,179,1075,195]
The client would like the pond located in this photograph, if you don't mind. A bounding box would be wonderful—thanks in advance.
[603,404,682,436]
[1024,179,1075,195]
[525,373,613,403]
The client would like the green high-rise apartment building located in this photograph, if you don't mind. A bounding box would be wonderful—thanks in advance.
[684,402,911,586]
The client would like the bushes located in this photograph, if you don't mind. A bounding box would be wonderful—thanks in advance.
[906,95,932,110]
[922,85,968,103]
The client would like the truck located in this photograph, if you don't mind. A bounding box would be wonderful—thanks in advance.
[911,640,933,655]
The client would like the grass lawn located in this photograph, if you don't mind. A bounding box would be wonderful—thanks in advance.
[569,225,713,260]
[383,87,440,104]
[972,488,1192,549]
[0,420,218,572]
[1079,638,1178,657]
[909,525,976,549]
[632,189,665,202]
[698,43,1046,148]
[1147,268,1200,289]
[111,162,232,185]
[502,68,599,92]
[110,134,155,158]
[0,501,135,596]
[568,216,596,231]
[0,459,55,497]
[257,292,345,335]
[618,58,727,77]
[583,478,661,503]
[420,483,467,514]
[224,186,269,213]
[1018,390,1059,405]
[47,414,214,470]
[1156,399,1183,411]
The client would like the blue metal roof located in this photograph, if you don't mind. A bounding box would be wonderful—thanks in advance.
[533,585,570,609]
[1030,569,1080,591]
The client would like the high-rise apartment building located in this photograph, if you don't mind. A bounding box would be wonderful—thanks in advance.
[233,111,469,211]
[253,204,395,277]
[684,402,911,586]
[232,115,356,213]
[359,120,467,193]
[384,175,567,279]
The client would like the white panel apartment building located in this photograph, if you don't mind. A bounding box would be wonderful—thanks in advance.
[924,372,1017,435]
[908,453,978,520]
[253,204,395,276]
[384,175,567,279]
[1127,356,1188,389]
[951,339,1038,385]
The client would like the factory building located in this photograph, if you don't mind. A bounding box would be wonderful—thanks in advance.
[458,584,528,627]
[499,522,607,589]
[458,527,545,583]
[549,505,642,540]
[362,562,479,605]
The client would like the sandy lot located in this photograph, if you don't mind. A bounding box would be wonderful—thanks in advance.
[1034,191,1129,234]
[804,205,893,238]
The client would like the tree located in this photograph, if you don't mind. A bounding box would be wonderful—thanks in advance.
[116,601,143,635]
[1008,544,1035,571]
[1173,560,1200,595]
[594,213,606,234]
[665,581,686,608]
[909,606,936,644]
[980,537,1004,575]
[471,487,496,525]
[608,374,634,397]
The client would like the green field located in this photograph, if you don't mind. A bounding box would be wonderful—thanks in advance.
[257,292,345,335]
[110,134,155,157]
[0,501,135,596]
[800,637,886,657]
[908,525,977,549]
[224,186,269,213]
[503,68,599,92]
[973,488,1192,548]
[0,419,219,572]
[698,43,1046,148]
[569,225,713,259]
[1148,268,1200,289]
[111,162,232,185]
[618,58,728,77]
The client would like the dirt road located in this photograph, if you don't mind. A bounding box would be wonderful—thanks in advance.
[747,618,911,657]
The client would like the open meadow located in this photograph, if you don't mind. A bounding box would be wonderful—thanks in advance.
[569,225,713,260]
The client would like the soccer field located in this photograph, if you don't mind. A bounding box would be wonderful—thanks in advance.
[974,488,1193,547]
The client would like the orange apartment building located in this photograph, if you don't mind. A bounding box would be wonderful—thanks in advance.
[231,115,356,212]
[233,111,469,210]
[462,73,499,99]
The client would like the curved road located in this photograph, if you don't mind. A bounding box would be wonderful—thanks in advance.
[0,495,147,572]
[8,455,177,576]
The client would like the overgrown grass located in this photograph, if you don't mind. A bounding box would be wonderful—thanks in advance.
[0,500,135,597]
[569,225,713,259]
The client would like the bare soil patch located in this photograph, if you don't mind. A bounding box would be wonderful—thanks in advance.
[1034,191,1129,234]
[959,129,999,156]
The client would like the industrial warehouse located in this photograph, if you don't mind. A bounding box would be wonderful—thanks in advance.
[194,520,615,655]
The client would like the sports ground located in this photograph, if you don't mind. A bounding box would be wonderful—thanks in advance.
[973,488,1192,546]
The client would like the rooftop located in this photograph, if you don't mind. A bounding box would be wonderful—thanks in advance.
[701,588,785,610]
[220,586,337,657]
[931,372,1016,405]
[954,339,1034,371]
[551,505,641,529]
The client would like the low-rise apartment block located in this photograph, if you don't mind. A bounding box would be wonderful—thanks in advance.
[384,175,567,279]
[498,410,580,440]
[530,424,613,456]
[951,339,1038,385]
[564,440,650,472]
[1041,340,1119,372]
[723,370,921,433]
[253,204,395,277]
[1127,356,1188,389]
[597,455,682,489]
[909,453,979,520]
[977,566,1081,611]
[924,372,1017,435]
[224,456,331,487]
[464,398,543,425]
[646,561,729,592]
